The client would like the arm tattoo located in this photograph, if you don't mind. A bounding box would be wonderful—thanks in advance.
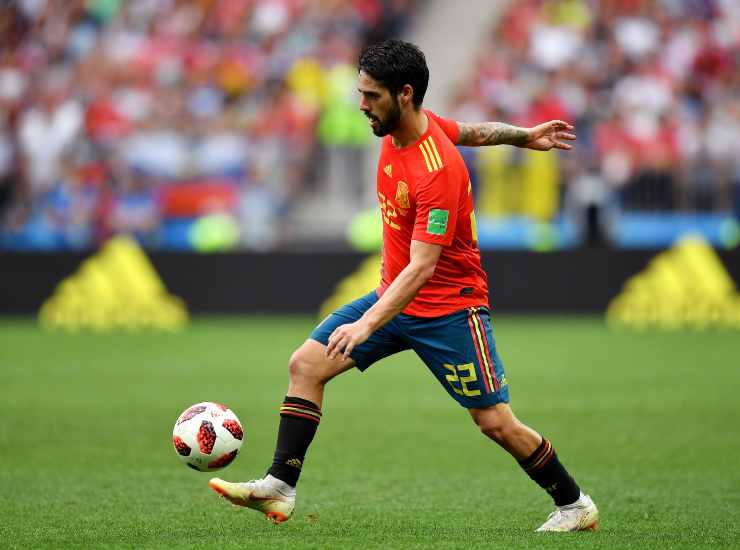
[457,122,530,147]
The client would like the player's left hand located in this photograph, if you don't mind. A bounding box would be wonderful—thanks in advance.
[326,321,373,361]
[525,120,576,151]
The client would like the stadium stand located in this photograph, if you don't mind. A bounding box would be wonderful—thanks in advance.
[0,0,416,250]
[451,0,740,249]
[2,0,739,251]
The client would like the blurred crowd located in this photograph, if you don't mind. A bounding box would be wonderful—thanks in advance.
[453,0,740,243]
[0,0,415,250]
[4,0,739,252]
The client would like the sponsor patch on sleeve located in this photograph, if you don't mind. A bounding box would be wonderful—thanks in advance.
[427,209,449,236]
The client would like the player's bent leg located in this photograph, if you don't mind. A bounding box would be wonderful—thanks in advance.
[407,307,598,531]
[210,340,355,523]
[268,340,354,492]
[287,338,357,407]
[211,292,407,522]
[468,404,598,532]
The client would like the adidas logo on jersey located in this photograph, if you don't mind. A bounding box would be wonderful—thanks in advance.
[606,235,740,330]
[384,164,393,178]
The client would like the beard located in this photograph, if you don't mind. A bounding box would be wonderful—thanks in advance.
[368,98,402,137]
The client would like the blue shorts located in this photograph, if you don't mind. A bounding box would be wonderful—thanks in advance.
[310,291,510,409]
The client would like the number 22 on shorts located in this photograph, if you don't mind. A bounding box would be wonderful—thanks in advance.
[443,363,481,397]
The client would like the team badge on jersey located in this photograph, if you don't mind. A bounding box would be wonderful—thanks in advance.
[395,180,410,209]
[384,164,393,178]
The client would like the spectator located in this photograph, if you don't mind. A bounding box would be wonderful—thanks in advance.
[37,160,100,249]
[18,71,84,197]
[0,117,17,219]
[108,169,160,246]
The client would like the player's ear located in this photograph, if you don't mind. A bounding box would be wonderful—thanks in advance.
[399,84,414,108]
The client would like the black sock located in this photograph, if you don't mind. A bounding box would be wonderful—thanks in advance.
[267,396,322,487]
[518,437,581,506]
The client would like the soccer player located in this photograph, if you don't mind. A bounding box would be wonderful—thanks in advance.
[209,40,599,532]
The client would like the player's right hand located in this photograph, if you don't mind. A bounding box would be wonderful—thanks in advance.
[326,320,372,361]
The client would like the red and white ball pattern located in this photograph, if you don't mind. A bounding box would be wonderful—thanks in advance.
[172,402,243,471]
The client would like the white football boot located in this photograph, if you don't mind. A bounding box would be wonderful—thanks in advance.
[209,475,295,524]
[536,493,599,532]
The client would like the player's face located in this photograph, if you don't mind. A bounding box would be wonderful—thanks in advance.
[358,71,402,137]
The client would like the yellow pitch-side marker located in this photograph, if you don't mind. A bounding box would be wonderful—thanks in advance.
[606,235,740,330]
[39,235,189,332]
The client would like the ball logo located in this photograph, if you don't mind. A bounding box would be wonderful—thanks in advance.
[177,404,206,425]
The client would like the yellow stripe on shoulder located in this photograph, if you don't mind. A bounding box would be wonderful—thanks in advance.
[422,140,439,171]
[419,143,433,172]
[427,136,444,169]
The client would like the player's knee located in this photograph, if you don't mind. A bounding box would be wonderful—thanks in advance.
[478,420,511,444]
[473,410,517,445]
[288,348,327,385]
[288,349,314,382]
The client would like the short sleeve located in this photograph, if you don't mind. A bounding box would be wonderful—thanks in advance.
[412,168,459,247]
[426,111,460,145]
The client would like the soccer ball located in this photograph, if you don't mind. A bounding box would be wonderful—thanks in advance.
[172,402,244,471]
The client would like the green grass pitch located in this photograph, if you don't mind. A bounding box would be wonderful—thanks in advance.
[1,316,739,549]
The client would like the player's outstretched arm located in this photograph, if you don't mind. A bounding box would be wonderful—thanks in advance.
[456,120,576,151]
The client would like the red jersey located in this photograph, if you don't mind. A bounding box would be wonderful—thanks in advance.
[376,110,489,317]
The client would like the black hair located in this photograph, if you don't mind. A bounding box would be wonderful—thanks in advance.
[358,39,429,108]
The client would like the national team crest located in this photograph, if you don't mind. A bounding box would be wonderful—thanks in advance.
[395,180,410,209]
